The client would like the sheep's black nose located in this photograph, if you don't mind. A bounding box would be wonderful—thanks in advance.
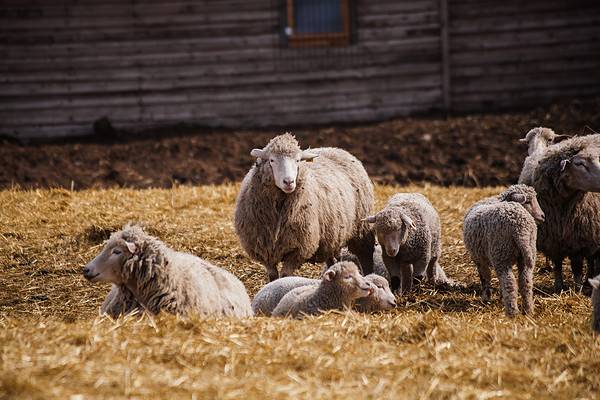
[283,178,295,186]
[82,266,92,278]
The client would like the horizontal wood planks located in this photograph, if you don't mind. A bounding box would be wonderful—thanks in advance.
[0,0,442,139]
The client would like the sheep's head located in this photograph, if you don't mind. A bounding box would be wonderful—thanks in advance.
[364,209,415,257]
[322,261,372,300]
[519,127,570,155]
[82,225,143,284]
[558,145,600,193]
[250,133,318,194]
[500,184,545,223]
[365,274,396,310]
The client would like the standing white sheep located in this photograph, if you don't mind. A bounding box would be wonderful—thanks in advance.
[463,185,545,316]
[235,133,375,282]
[83,224,253,318]
[271,261,372,318]
[364,193,453,295]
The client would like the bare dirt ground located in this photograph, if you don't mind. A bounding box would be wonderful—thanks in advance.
[2,97,599,190]
[0,185,598,399]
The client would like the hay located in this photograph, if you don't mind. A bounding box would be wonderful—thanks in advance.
[0,184,598,399]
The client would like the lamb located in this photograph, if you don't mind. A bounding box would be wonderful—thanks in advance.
[589,275,600,332]
[463,185,545,316]
[234,133,376,282]
[364,193,452,295]
[271,261,372,318]
[531,135,600,291]
[83,224,253,318]
[252,272,396,316]
[518,127,570,185]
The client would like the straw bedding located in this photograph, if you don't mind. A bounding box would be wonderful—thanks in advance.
[0,184,598,399]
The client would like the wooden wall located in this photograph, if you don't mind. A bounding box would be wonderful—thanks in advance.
[1,0,599,139]
[0,0,442,139]
[448,0,600,111]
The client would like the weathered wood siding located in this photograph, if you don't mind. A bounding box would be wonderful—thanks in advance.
[448,0,600,111]
[0,0,442,139]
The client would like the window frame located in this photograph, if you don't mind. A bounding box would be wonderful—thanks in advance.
[284,0,352,48]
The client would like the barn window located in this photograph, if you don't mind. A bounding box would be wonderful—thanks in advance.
[283,0,352,47]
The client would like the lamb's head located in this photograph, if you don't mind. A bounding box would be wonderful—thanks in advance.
[499,184,545,223]
[250,133,318,194]
[365,274,397,309]
[364,208,416,257]
[82,224,145,284]
[519,127,570,155]
[557,144,600,193]
[322,261,372,300]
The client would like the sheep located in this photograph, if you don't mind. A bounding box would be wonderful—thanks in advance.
[83,224,253,318]
[518,127,570,185]
[463,184,545,316]
[364,193,453,295]
[271,261,372,318]
[252,272,396,316]
[589,274,600,332]
[101,285,141,317]
[531,135,600,291]
[234,133,376,282]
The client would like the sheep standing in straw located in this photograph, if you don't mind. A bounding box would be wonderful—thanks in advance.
[364,193,453,294]
[235,133,376,282]
[531,135,600,291]
[463,185,545,316]
[271,261,372,318]
[83,224,253,318]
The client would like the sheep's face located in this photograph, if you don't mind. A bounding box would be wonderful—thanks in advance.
[365,210,415,257]
[250,134,318,194]
[83,239,136,284]
[365,274,397,309]
[323,261,372,299]
[502,185,545,223]
[520,127,569,155]
[560,148,600,193]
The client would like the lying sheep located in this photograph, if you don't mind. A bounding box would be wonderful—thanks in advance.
[235,133,375,282]
[252,272,396,316]
[518,127,570,185]
[589,275,600,332]
[101,285,141,317]
[364,193,452,295]
[271,261,372,318]
[463,185,545,316]
[83,224,253,318]
[532,135,600,291]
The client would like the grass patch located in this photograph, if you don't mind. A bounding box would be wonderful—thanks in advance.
[0,184,598,399]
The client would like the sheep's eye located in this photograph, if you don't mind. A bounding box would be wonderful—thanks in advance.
[269,159,274,163]
[344,275,352,280]
[377,285,383,289]
[112,249,122,255]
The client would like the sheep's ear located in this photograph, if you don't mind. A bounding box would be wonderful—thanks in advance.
[560,159,570,172]
[300,149,319,161]
[250,149,266,159]
[553,134,571,144]
[589,278,600,290]
[401,214,416,230]
[511,193,527,204]
[323,269,336,281]
[363,215,377,224]
[125,241,137,254]
[519,138,528,143]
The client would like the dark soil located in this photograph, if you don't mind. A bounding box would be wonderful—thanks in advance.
[2,97,599,189]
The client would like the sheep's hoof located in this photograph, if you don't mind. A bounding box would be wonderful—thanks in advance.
[481,288,492,302]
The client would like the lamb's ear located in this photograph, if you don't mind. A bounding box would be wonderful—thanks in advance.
[300,149,319,161]
[250,148,266,159]
[323,269,336,281]
[589,278,600,290]
[519,138,528,143]
[363,215,377,224]
[401,214,416,230]
[125,241,137,254]
[560,159,570,172]
[511,193,527,204]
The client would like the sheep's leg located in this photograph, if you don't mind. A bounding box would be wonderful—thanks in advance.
[381,253,403,295]
[412,259,427,287]
[427,257,452,285]
[347,231,376,275]
[496,265,519,317]
[399,263,414,295]
[552,257,565,292]
[476,261,493,302]
[517,257,535,315]
[570,255,584,292]
[280,252,304,279]
[265,264,279,282]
